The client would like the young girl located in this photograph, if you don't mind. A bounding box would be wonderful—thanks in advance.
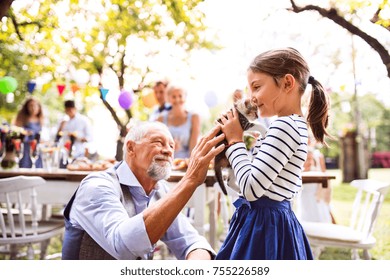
[216,48,330,260]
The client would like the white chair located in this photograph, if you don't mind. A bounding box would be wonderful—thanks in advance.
[0,176,64,259]
[301,179,390,259]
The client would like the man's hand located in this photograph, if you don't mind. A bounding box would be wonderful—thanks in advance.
[184,125,225,186]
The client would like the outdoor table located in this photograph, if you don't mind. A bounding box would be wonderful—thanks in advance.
[0,168,336,249]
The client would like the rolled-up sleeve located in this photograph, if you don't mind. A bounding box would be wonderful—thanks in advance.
[70,175,154,260]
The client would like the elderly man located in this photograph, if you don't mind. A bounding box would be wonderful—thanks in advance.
[62,121,225,260]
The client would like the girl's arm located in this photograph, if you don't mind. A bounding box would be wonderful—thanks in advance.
[225,117,302,201]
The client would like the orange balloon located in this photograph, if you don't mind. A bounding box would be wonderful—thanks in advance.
[142,92,158,108]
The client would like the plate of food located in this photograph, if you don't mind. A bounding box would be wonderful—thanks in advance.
[67,158,115,171]
[172,158,189,171]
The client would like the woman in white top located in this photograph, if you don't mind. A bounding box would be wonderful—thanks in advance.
[295,137,334,223]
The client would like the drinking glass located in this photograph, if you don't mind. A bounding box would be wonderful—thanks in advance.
[0,140,4,163]
[29,140,40,169]
[0,142,5,169]
[64,139,76,165]
[12,138,23,169]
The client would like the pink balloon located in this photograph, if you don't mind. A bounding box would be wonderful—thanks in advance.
[118,90,133,109]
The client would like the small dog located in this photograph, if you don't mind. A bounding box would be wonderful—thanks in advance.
[214,99,259,195]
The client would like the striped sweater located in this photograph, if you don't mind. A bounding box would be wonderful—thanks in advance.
[226,114,308,202]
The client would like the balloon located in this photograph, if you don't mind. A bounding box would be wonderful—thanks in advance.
[99,87,109,100]
[0,76,18,94]
[118,90,133,109]
[204,91,218,108]
[27,81,36,93]
[57,84,66,96]
[142,91,158,108]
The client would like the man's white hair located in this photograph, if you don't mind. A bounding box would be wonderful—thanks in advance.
[123,121,171,157]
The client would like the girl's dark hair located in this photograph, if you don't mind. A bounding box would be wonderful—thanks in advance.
[15,97,44,126]
[248,47,330,144]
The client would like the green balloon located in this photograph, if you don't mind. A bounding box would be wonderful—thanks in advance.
[0,76,18,94]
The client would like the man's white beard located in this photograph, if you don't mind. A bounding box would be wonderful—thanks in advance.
[147,156,172,180]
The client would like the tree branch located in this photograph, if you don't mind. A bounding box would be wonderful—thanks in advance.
[9,11,23,40]
[9,9,43,41]
[289,0,390,79]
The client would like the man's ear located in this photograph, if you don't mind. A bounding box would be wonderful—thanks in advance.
[283,74,295,92]
[126,140,136,157]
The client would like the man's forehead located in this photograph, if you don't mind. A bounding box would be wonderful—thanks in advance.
[145,128,173,141]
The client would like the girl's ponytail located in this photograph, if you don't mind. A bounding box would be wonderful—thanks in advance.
[306,76,330,145]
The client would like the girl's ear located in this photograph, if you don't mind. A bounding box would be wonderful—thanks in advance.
[283,74,295,92]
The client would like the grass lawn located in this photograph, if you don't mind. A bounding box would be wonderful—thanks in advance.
[318,168,390,260]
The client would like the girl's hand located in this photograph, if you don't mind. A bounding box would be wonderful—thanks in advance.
[219,108,243,145]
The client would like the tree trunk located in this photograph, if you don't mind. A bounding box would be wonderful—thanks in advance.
[0,0,13,19]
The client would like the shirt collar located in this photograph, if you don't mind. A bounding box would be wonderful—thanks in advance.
[116,160,163,197]
[158,103,172,112]
[116,160,142,188]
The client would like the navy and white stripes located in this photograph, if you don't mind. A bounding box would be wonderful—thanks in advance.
[226,114,308,202]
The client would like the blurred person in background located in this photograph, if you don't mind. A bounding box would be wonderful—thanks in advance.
[148,81,171,121]
[295,136,335,224]
[13,97,44,168]
[157,84,200,159]
[57,100,94,159]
